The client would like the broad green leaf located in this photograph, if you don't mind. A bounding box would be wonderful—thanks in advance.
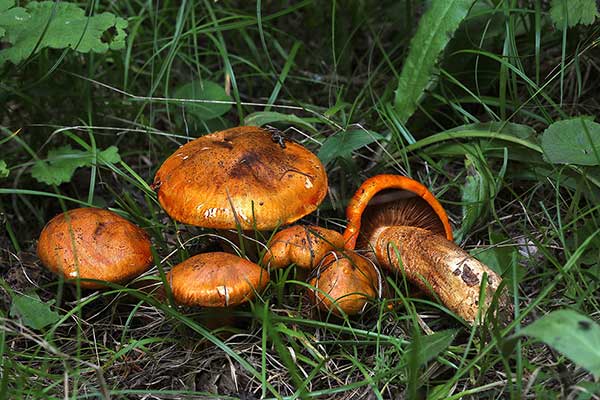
[243,111,317,134]
[172,80,232,121]
[10,292,61,330]
[317,129,384,165]
[0,160,8,178]
[520,309,600,377]
[0,1,128,65]
[541,117,600,166]
[31,145,121,185]
[394,0,476,122]
[550,0,599,29]
[0,1,29,40]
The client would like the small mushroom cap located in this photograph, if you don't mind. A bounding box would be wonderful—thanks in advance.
[153,126,328,230]
[308,250,381,316]
[167,252,269,307]
[263,225,345,270]
[37,208,153,289]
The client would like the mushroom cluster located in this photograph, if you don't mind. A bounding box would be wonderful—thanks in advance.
[37,126,505,325]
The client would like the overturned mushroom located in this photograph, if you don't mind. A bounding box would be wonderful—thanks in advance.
[344,174,506,324]
[37,208,153,289]
[308,250,382,316]
[263,225,345,270]
[167,252,269,307]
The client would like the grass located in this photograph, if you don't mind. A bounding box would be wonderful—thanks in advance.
[2,0,600,398]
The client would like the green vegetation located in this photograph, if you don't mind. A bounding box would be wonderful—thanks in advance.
[2,0,600,398]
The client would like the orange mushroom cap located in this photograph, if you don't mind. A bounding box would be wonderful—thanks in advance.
[167,252,269,307]
[263,225,345,270]
[153,126,328,230]
[343,174,453,249]
[37,208,153,289]
[308,250,381,316]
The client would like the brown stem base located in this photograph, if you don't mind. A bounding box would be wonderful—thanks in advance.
[372,226,507,324]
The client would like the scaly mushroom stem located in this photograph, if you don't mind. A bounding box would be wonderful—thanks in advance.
[369,225,506,323]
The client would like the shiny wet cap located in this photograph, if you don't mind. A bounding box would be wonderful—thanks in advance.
[153,126,328,230]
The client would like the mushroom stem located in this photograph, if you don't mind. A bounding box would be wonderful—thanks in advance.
[369,225,506,323]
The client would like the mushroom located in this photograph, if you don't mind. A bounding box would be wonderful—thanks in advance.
[343,174,506,324]
[37,207,153,289]
[167,252,269,307]
[263,225,345,270]
[152,126,328,232]
[308,250,382,316]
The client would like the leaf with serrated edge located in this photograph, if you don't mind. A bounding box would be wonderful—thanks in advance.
[10,293,61,330]
[394,0,475,123]
[550,0,599,29]
[31,145,121,185]
[0,1,127,65]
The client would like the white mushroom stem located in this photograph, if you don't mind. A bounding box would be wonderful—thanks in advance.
[368,225,507,323]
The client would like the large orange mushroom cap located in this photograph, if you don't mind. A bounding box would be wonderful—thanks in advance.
[153,126,328,230]
[37,208,153,289]
[167,252,269,307]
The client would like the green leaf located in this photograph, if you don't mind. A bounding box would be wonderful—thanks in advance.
[31,145,121,185]
[447,121,537,141]
[574,381,600,400]
[243,111,317,134]
[393,0,476,122]
[541,117,600,166]
[454,148,503,242]
[10,292,61,330]
[317,129,384,165]
[458,168,484,240]
[0,1,128,65]
[409,330,457,366]
[0,160,8,178]
[473,235,517,277]
[519,309,600,377]
[472,232,525,293]
[550,0,599,29]
[172,80,232,121]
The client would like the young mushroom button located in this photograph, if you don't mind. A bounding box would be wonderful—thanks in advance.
[264,225,345,270]
[308,250,382,316]
[152,126,328,230]
[37,208,153,289]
